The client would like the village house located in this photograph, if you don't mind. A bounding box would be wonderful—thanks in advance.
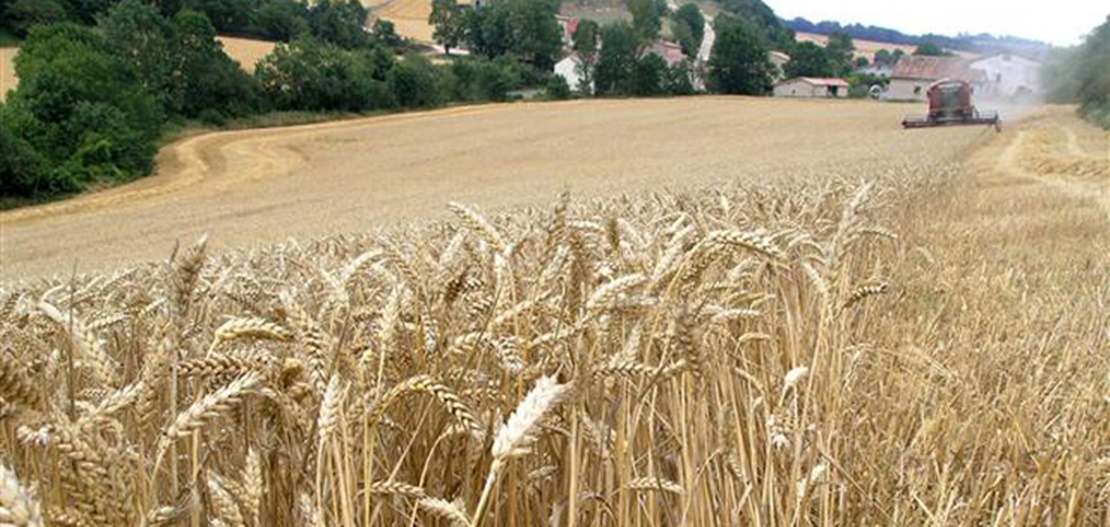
[769,50,791,82]
[554,54,589,92]
[650,40,686,67]
[772,77,850,98]
[556,15,579,49]
[887,55,986,101]
[969,52,1041,99]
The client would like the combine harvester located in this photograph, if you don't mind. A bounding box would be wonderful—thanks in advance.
[902,79,1001,131]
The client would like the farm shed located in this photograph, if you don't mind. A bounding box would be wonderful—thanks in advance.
[887,55,986,101]
[772,77,849,98]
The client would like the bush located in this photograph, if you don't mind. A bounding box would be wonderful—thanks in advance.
[545,75,572,100]
[8,23,163,181]
[0,119,50,197]
[449,58,519,102]
[256,38,392,112]
[388,56,443,108]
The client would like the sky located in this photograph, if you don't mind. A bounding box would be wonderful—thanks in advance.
[767,0,1107,46]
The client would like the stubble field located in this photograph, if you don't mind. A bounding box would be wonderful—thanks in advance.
[0,100,1107,526]
[0,47,16,102]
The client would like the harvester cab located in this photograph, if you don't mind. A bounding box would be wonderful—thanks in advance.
[902,79,1001,131]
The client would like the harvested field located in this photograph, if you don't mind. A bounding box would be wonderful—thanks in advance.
[0,37,275,98]
[217,36,277,73]
[794,31,980,61]
[0,101,1106,526]
[374,0,438,41]
[1,97,986,279]
[0,47,16,102]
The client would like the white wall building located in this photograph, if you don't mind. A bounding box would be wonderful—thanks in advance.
[772,77,849,98]
[554,54,590,93]
[969,52,1041,99]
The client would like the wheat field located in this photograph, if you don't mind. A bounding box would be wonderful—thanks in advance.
[1,98,984,279]
[373,0,438,42]
[1,104,1108,526]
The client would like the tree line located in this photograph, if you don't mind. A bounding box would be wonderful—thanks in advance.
[1041,17,1110,129]
[0,0,557,200]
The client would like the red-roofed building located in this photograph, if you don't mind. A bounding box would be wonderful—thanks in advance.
[649,40,686,67]
[772,77,850,98]
[556,16,579,48]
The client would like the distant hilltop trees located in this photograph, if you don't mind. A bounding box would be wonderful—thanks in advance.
[782,17,1048,58]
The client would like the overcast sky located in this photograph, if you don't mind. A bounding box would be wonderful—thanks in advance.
[768,0,1106,46]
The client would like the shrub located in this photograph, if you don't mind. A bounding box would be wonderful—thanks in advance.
[544,74,572,100]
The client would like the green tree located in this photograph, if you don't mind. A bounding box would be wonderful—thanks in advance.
[507,0,561,68]
[0,118,49,197]
[99,0,180,113]
[430,0,465,54]
[1074,17,1110,127]
[632,53,667,96]
[254,0,311,41]
[629,0,660,44]
[3,0,67,37]
[181,0,254,33]
[708,16,771,94]
[784,41,830,78]
[716,0,793,49]
[464,0,559,68]
[825,30,854,75]
[672,3,704,57]
[593,21,636,95]
[666,60,695,94]
[572,18,599,93]
[255,38,391,111]
[372,19,402,47]
[387,55,442,107]
[6,23,163,193]
[873,48,894,67]
[308,0,371,49]
[545,74,571,99]
[464,3,511,57]
[173,10,259,118]
[913,42,949,56]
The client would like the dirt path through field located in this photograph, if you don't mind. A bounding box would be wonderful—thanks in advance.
[1,98,988,280]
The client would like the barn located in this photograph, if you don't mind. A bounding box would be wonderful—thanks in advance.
[772,77,850,98]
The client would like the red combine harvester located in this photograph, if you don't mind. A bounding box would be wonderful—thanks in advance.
[902,79,1001,131]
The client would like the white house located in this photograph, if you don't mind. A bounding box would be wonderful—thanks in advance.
[772,77,849,98]
[554,54,590,93]
[969,52,1041,99]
